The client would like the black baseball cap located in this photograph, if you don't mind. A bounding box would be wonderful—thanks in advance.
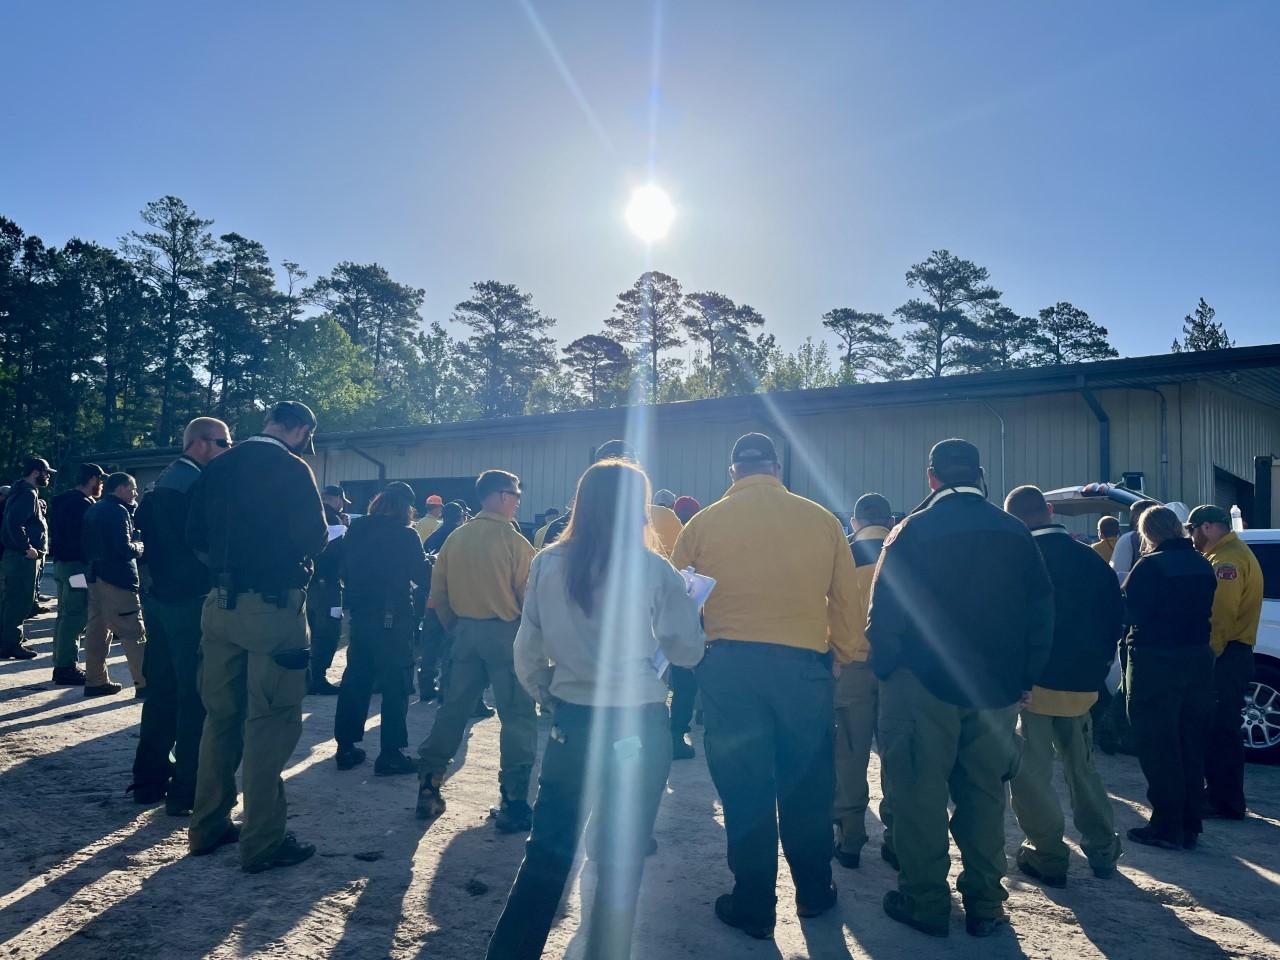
[854,493,893,524]
[1187,504,1231,528]
[592,439,637,463]
[23,456,55,475]
[731,433,779,465]
[928,439,981,482]
[267,400,317,455]
[322,484,352,506]
[384,481,416,504]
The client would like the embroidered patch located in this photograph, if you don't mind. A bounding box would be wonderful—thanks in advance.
[1216,564,1238,581]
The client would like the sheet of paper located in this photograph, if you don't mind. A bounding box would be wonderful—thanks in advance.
[680,568,716,610]
[327,524,346,542]
[68,573,88,589]
[329,606,343,620]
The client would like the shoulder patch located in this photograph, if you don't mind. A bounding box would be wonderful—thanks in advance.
[1216,564,1238,581]
[882,523,904,548]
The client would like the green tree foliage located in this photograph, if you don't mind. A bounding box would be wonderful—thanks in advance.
[955,305,1041,371]
[682,292,767,395]
[309,261,426,386]
[605,271,686,400]
[1171,297,1233,352]
[452,281,556,418]
[562,334,629,407]
[1031,301,1118,364]
[820,308,900,381]
[762,337,840,391]
[894,249,1001,377]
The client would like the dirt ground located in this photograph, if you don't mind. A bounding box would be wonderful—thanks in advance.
[2,599,1279,960]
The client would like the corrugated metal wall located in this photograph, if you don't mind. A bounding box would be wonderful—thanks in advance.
[1192,382,1280,505]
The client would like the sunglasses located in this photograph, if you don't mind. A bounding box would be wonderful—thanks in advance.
[212,438,232,449]
[500,489,522,499]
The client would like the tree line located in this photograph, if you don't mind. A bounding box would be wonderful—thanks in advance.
[0,197,1233,469]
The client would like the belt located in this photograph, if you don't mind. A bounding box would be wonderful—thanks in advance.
[710,638,831,662]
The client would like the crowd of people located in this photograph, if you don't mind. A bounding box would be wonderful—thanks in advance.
[0,399,1265,956]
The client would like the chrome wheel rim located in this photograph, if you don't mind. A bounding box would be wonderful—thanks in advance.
[1242,681,1280,751]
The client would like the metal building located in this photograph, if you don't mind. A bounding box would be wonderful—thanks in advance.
[99,345,1280,529]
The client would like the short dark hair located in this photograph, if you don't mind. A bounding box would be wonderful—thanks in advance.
[76,463,107,486]
[1099,516,1120,537]
[105,472,135,495]
[543,507,561,519]
[1004,484,1049,523]
[853,493,892,525]
[443,502,465,523]
[476,469,519,501]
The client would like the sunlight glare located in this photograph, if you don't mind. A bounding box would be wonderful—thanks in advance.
[625,184,675,242]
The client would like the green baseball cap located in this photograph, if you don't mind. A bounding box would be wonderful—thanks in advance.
[1186,504,1231,528]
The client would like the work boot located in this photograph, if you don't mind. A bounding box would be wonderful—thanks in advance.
[491,800,533,834]
[671,734,695,760]
[85,681,122,698]
[714,893,774,940]
[134,686,148,700]
[1,644,37,661]
[472,700,495,720]
[965,907,1009,938]
[834,847,861,870]
[374,750,416,777]
[243,832,315,874]
[127,783,166,806]
[416,774,446,820]
[308,679,340,696]
[166,796,194,817]
[190,822,240,856]
[335,745,367,770]
[883,891,948,938]
[1127,826,1182,851]
[796,884,838,919]
[52,666,86,686]
[1016,855,1066,889]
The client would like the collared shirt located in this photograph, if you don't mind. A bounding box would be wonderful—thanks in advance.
[532,520,555,549]
[414,514,442,545]
[1204,531,1264,656]
[650,504,683,559]
[430,510,534,627]
[846,524,890,662]
[1091,536,1117,564]
[671,474,860,661]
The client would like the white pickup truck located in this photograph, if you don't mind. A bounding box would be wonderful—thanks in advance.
[1044,485,1280,763]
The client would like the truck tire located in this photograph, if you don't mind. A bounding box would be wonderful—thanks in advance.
[1243,659,1280,764]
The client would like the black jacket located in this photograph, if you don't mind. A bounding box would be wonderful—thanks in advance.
[1028,524,1124,692]
[135,456,209,603]
[2,479,48,554]
[1122,538,1216,650]
[309,503,346,609]
[49,489,94,563]
[82,496,143,591]
[186,435,327,593]
[341,515,431,618]
[868,485,1055,708]
[424,519,462,555]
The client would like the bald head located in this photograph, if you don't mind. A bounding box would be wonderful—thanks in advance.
[1004,484,1052,528]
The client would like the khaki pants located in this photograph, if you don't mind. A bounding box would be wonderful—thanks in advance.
[879,668,1018,925]
[1010,711,1120,880]
[189,590,309,870]
[417,617,537,802]
[833,659,878,856]
[84,579,147,687]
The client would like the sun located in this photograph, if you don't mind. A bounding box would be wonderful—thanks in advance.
[625,184,675,243]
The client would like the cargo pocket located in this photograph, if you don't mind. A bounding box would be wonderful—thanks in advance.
[878,718,917,791]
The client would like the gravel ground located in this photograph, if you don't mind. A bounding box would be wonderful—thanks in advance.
[2,603,1279,960]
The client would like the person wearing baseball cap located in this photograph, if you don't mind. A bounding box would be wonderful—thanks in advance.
[0,456,56,660]
[673,495,701,524]
[539,440,639,549]
[671,432,860,938]
[333,481,431,776]
[868,439,1053,937]
[414,494,445,544]
[832,492,895,870]
[1187,503,1263,820]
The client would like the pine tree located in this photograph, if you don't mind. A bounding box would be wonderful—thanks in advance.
[452,281,556,418]
[955,305,1040,371]
[605,271,685,401]
[820,308,900,381]
[1171,298,1233,352]
[1031,302,1118,364]
[893,250,1001,377]
[562,334,629,407]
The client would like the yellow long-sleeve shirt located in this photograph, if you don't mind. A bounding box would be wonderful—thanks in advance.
[1205,532,1263,656]
[1091,536,1117,565]
[671,474,860,662]
[413,514,442,545]
[848,524,891,662]
[651,504,683,559]
[430,511,534,628]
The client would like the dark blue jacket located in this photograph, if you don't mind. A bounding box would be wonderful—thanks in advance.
[2,479,48,554]
[868,485,1054,708]
[49,489,94,563]
[1122,538,1216,650]
[135,456,207,603]
[83,496,143,591]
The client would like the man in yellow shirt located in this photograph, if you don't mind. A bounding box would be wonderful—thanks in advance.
[672,433,859,939]
[414,494,444,544]
[416,470,536,832]
[833,493,893,870]
[1091,516,1119,564]
[1189,504,1264,819]
[651,489,683,558]
[532,507,560,549]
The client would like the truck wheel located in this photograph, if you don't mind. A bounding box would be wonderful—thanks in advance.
[1243,660,1280,764]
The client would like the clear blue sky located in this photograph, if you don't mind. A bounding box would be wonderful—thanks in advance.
[2,1,1277,359]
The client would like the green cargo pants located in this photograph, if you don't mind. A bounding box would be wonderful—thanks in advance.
[189,589,309,871]
[52,560,90,669]
[833,659,878,856]
[879,668,1018,925]
[417,617,537,802]
[1010,711,1120,881]
[0,552,38,652]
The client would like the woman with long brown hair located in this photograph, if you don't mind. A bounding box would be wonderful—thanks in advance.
[1121,505,1217,850]
[486,459,705,960]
